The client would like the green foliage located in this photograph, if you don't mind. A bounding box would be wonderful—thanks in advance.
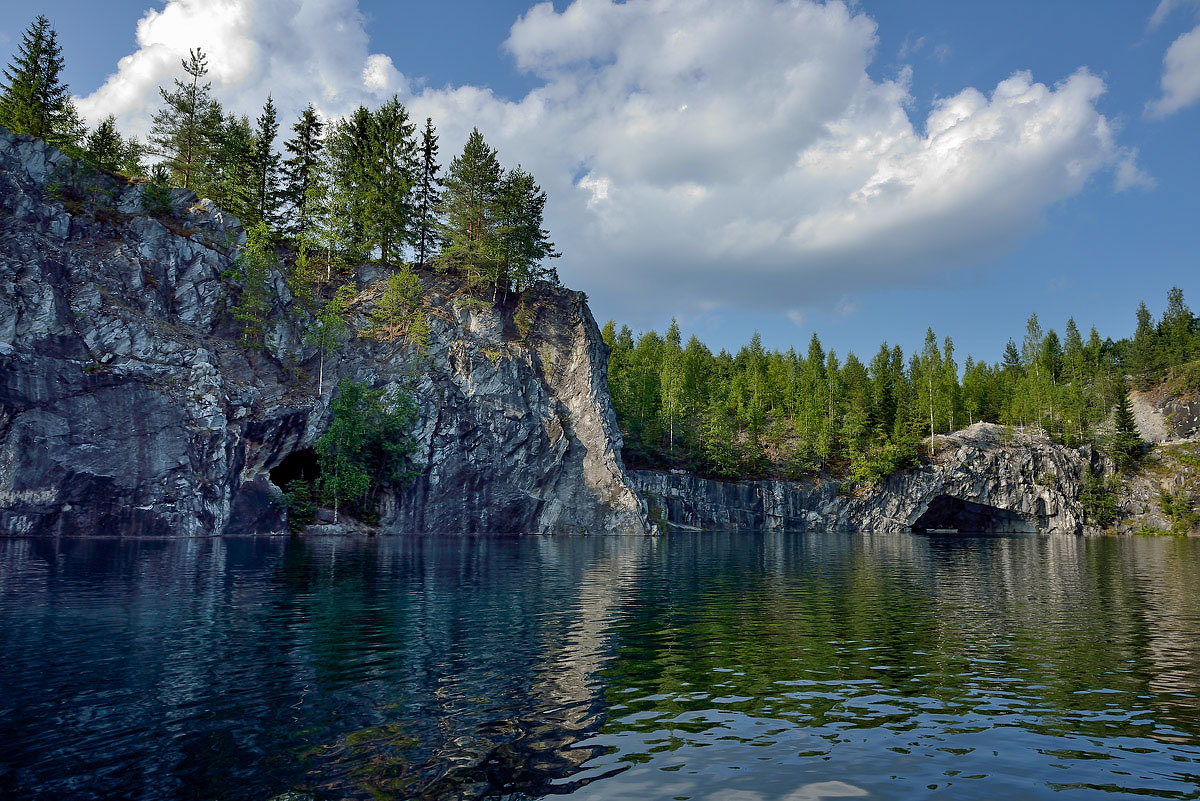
[83,115,123,172]
[316,379,421,523]
[436,128,560,296]
[414,117,442,265]
[0,15,78,149]
[139,179,173,217]
[1159,488,1199,535]
[150,47,215,191]
[365,266,428,348]
[1110,391,1144,473]
[1079,469,1118,529]
[607,287,1197,482]
[282,103,323,241]
[304,284,354,395]
[279,479,316,532]
[230,221,277,360]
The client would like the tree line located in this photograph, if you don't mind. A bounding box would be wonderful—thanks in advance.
[0,16,561,333]
[605,286,1197,483]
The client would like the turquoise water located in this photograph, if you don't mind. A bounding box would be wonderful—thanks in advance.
[1,533,1199,800]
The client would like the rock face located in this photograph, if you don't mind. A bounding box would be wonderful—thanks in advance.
[1130,388,1200,443]
[0,128,652,536]
[631,423,1106,534]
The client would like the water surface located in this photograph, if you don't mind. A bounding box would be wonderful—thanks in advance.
[2,533,1199,800]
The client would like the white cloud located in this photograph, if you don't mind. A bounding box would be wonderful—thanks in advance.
[1114,148,1156,191]
[77,0,406,140]
[84,0,1140,324]
[1148,0,1199,29]
[401,0,1133,320]
[1147,23,1200,117]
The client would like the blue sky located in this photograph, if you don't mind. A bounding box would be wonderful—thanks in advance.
[2,1,1198,365]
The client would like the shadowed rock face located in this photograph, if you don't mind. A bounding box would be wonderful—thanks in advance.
[0,128,651,536]
[631,423,1107,534]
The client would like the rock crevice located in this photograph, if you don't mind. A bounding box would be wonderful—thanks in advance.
[0,128,652,536]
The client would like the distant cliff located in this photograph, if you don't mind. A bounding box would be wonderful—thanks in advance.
[631,423,1107,534]
[0,128,653,536]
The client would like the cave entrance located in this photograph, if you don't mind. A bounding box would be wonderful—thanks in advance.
[912,495,1037,534]
[270,448,320,490]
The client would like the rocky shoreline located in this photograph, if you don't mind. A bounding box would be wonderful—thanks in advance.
[2,129,1196,538]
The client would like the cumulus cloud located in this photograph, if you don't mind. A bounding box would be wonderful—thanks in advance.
[85,0,1140,323]
[401,0,1135,319]
[78,0,406,139]
[1147,23,1200,117]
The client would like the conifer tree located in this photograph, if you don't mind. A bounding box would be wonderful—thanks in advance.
[282,103,323,240]
[84,115,123,172]
[230,221,277,366]
[121,136,147,178]
[1130,301,1160,387]
[250,94,281,229]
[497,165,560,292]
[437,127,503,286]
[1110,390,1143,472]
[150,48,214,190]
[414,117,442,266]
[326,106,373,263]
[203,112,255,223]
[0,15,73,146]
[365,96,417,266]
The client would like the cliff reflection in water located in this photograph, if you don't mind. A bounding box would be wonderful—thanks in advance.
[1,533,1199,801]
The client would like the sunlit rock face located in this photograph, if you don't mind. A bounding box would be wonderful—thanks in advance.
[0,128,652,536]
[631,423,1106,534]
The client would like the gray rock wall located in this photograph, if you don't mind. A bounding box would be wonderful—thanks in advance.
[0,128,652,536]
[631,423,1105,534]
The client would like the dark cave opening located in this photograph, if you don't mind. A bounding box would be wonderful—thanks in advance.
[269,448,320,490]
[912,495,1037,534]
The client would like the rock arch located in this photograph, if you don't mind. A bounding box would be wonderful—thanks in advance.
[911,494,1037,534]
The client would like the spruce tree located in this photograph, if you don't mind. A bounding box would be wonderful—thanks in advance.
[282,103,323,241]
[204,112,255,223]
[326,106,373,263]
[365,96,417,266]
[1130,301,1161,387]
[437,127,503,286]
[0,15,72,145]
[414,117,442,266]
[121,136,147,178]
[250,94,281,229]
[496,165,560,292]
[150,47,214,190]
[84,115,123,172]
[1110,390,1143,472]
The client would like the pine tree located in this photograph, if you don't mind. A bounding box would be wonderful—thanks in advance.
[250,94,281,229]
[150,47,214,190]
[414,117,442,266]
[437,127,503,286]
[0,15,72,146]
[282,103,323,241]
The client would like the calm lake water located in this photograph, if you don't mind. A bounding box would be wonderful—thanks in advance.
[2,533,1199,801]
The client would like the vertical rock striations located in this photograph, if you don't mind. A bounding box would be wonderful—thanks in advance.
[0,128,652,536]
[631,423,1106,534]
